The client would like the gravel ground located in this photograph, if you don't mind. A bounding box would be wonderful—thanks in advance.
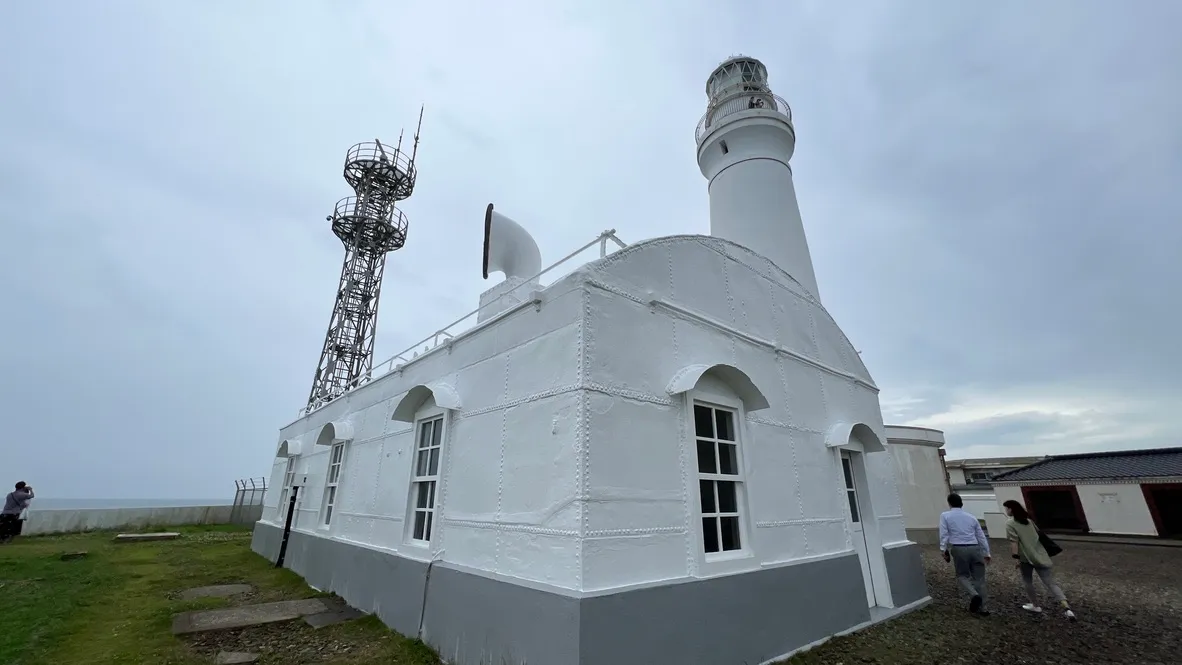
[782,541,1182,665]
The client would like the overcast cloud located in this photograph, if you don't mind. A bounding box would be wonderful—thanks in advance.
[1,0,1178,500]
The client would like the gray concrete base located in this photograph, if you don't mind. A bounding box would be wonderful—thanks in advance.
[905,527,939,546]
[882,542,929,607]
[252,522,928,665]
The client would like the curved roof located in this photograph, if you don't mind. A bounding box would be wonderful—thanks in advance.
[576,234,875,388]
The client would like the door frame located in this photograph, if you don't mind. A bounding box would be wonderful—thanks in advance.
[1141,482,1182,538]
[1021,485,1090,533]
[831,444,894,608]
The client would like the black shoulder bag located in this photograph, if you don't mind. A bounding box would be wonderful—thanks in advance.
[1035,522,1063,557]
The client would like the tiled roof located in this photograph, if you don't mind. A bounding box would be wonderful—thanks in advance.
[991,447,1182,483]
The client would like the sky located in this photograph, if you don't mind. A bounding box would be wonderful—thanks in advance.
[1,1,1178,500]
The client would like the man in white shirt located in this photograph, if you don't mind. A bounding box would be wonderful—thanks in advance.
[939,492,991,615]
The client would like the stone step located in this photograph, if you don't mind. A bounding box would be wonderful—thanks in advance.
[303,606,366,629]
[114,532,180,542]
[171,598,330,635]
[214,652,259,664]
[178,584,253,600]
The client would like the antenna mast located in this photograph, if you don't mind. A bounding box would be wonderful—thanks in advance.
[306,112,425,412]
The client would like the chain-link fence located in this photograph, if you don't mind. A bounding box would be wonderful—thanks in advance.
[229,477,268,525]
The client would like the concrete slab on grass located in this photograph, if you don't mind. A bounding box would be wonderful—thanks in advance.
[303,606,366,629]
[172,598,330,635]
[114,532,180,543]
[214,653,260,664]
[178,584,253,600]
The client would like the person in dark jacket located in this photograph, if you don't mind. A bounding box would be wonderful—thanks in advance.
[0,482,34,543]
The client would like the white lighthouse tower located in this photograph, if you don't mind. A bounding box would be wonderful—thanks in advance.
[696,56,821,300]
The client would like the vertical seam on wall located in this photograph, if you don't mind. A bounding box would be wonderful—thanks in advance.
[495,355,510,571]
[677,394,695,576]
[370,404,392,546]
[435,411,456,556]
[668,246,696,576]
[808,306,828,423]
[574,286,590,588]
[777,355,807,555]
[718,257,737,366]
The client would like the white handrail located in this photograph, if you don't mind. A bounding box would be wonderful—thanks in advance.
[300,228,628,417]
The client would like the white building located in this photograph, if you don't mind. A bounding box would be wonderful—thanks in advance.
[944,455,1046,537]
[992,447,1182,539]
[252,55,929,665]
[884,425,948,544]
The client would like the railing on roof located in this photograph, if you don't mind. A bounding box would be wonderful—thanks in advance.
[299,228,628,417]
[695,90,792,143]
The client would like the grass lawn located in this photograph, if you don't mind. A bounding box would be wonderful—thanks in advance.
[7,529,1176,664]
[0,525,439,665]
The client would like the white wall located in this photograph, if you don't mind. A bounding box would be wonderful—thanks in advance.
[261,236,907,597]
[947,468,967,485]
[263,277,588,589]
[578,235,901,598]
[885,437,946,534]
[23,504,258,535]
[990,483,1158,537]
[960,490,998,522]
[1076,483,1157,536]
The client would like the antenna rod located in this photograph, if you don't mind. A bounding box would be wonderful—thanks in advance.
[411,105,424,162]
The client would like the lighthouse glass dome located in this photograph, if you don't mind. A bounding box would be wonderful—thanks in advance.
[706,56,770,99]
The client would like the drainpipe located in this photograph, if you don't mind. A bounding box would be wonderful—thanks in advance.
[417,549,445,641]
[275,485,300,568]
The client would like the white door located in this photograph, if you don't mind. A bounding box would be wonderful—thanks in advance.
[841,450,876,607]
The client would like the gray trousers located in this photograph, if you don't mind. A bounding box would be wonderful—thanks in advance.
[950,544,988,608]
[1020,562,1068,606]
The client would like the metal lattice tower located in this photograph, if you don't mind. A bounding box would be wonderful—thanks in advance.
[307,111,423,410]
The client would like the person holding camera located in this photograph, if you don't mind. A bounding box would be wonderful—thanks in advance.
[0,481,34,543]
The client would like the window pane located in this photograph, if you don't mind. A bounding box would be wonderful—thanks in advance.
[696,440,717,473]
[694,405,714,438]
[428,448,439,476]
[413,511,426,540]
[702,517,719,553]
[327,486,336,505]
[416,482,431,508]
[424,511,434,541]
[415,450,429,477]
[720,516,741,551]
[847,490,860,523]
[714,410,734,441]
[427,481,436,509]
[332,445,343,464]
[717,481,737,513]
[842,457,854,489]
[431,418,443,447]
[324,504,333,524]
[418,421,433,450]
[328,466,338,484]
[718,443,738,475]
[699,480,715,513]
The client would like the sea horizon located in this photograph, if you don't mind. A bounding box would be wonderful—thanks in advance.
[27,497,235,511]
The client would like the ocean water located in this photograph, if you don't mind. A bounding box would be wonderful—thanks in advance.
[28,498,233,511]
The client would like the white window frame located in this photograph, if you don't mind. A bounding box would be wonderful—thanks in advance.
[277,458,297,519]
[406,406,446,546]
[321,442,346,527]
[688,390,753,571]
[840,450,862,524]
